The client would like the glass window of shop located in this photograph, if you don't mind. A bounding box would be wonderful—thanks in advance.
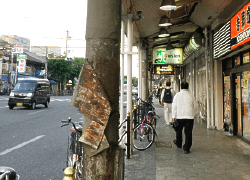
[234,56,240,66]
[243,52,250,64]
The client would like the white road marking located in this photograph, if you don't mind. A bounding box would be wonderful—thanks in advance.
[28,110,46,115]
[0,135,45,156]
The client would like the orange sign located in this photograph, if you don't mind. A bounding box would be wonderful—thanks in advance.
[231,2,250,50]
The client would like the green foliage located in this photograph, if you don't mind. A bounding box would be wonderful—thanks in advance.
[132,77,138,87]
[48,58,85,86]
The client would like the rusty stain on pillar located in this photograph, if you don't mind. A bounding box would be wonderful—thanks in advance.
[70,0,123,179]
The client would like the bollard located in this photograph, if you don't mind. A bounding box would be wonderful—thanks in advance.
[63,167,75,180]
[133,105,137,140]
[127,112,131,159]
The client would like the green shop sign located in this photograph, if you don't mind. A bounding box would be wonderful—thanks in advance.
[153,48,183,65]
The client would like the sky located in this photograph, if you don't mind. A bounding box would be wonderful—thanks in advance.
[0,0,88,57]
[0,0,139,77]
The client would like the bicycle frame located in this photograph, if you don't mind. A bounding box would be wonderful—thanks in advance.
[139,114,152,136]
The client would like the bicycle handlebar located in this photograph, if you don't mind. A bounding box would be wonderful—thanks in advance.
[136,97,153,105]
[61,120,69,123]
[61,117,82,133]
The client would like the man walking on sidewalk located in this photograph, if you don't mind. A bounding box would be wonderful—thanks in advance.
[161,81,173,125]
[172,81,197,154]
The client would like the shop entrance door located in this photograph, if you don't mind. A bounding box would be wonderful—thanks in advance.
[235,73,242,136]
[234,71,250,138]
[242,71,250,140]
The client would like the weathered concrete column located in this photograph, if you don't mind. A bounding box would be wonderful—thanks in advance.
[81,0,123,179]
[214,60,223,130]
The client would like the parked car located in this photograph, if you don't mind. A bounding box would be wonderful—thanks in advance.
[8,78,50,110]
[132,86,138,95]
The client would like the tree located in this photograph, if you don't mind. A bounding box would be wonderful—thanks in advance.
[48,57,85,87]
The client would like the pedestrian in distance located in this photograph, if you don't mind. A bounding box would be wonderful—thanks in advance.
[157,84,163,105]
[172,81,197,154]
[161,81,173,125]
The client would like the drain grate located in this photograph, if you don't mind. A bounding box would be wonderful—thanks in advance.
[155,141,172,148]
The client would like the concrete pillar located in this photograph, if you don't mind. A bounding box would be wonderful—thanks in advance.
[120,20,125,123]
[142,52,147,101]
[190,57,193,95]
[127,14,133,119]
[193,53,197,97]
[204,28,211,128]
[83,0,123,179]
[214,60,223,130]
[210,30,215,127]
[148,70,152,94]
[138,45,143,99]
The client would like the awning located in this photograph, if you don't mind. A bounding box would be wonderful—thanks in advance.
[49,80,58,84]
[24,49,46,63]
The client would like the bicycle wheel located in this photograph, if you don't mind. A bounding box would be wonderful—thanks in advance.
[133,123,155,151]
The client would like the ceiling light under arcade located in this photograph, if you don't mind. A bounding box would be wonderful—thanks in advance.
[160,0,177,11]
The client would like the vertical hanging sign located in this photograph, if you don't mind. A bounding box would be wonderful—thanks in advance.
[18,54,26,73]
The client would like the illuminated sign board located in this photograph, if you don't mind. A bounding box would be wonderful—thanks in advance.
[153,65,174,75]
[152,48,183,65]
[231,2,250,50]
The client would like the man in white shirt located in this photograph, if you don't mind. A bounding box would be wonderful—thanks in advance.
[161,81,173,125]
[172,81,197,154]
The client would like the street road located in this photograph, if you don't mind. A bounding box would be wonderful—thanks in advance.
[0,95,127,179]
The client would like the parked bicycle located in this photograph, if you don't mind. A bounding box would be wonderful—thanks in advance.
[61,117,83,180]
[133,97,160,151]
[0,166,19,180]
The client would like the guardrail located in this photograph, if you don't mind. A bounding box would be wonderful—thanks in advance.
[118,112,131,159]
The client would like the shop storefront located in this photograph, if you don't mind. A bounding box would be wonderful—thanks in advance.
[214,1,250,140]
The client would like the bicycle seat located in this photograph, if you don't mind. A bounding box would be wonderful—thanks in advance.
[0,166,17,180]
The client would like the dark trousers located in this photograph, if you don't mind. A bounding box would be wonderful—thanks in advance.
[175,119,194,151]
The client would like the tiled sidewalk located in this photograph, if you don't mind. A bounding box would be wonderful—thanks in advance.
[124,97,250,180]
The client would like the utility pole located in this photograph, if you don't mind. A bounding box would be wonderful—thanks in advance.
[66,30,70,59]
[70,0,124,179]
[45,46,48,79]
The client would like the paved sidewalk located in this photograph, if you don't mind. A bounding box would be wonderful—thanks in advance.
[124,97,250,180]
